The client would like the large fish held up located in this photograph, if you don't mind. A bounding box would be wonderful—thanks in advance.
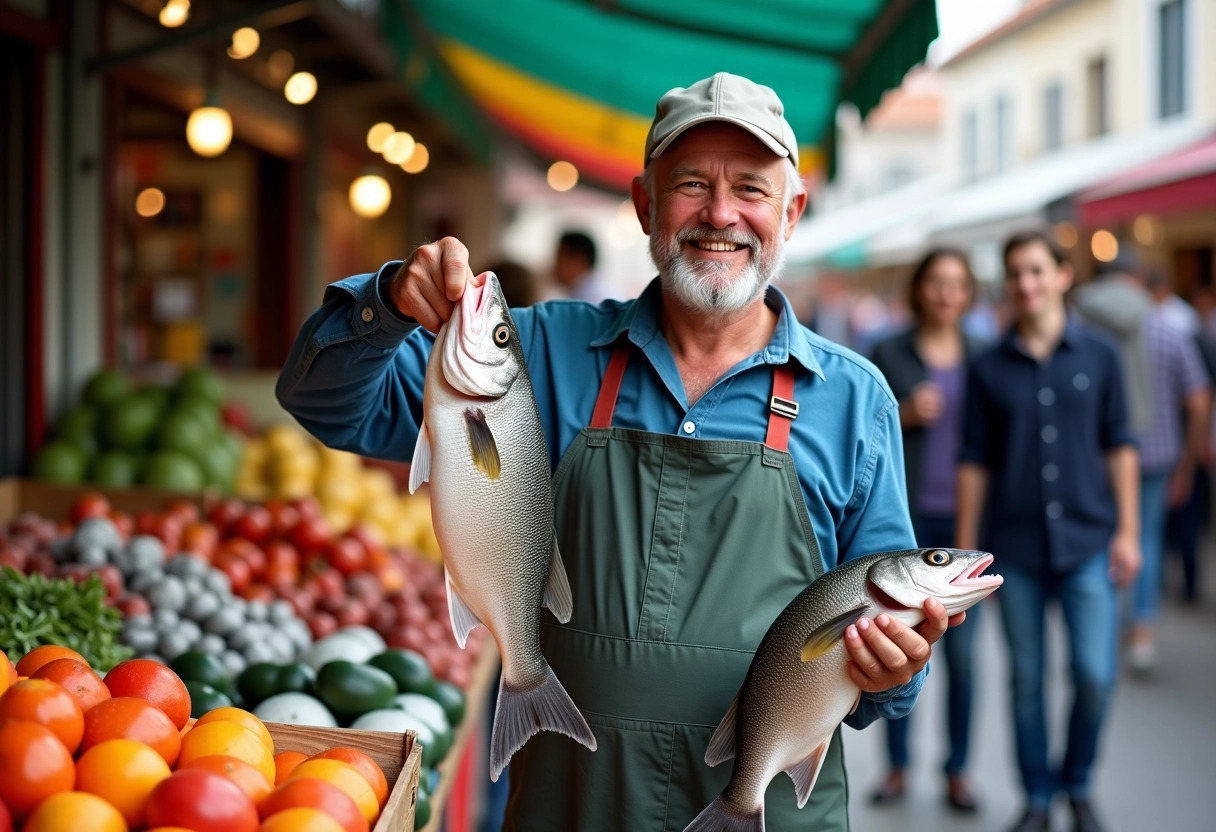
[409,274,596,781]
[685,548,1003,832]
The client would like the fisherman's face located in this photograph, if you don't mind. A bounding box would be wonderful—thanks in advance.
[634,123,806,314]
[1005,240,1073,320]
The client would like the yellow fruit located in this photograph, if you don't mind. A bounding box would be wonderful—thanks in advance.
[179,721,275,784]
[192,708,274,751]
[286,759,379,823]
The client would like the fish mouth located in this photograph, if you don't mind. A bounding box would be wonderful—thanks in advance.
[949,554,1003,587]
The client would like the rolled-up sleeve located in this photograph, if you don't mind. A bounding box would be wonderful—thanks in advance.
[275,262,433,461]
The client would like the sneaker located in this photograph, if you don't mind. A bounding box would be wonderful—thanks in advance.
[1007,807,1051,832]
[1070,799,1106,832]
[1127,639,1157,677]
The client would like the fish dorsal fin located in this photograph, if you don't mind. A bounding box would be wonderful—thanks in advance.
[408,422,431,493]
[463,407,501,479]
[786,737,831,808]
[543,537,573,623]
[800,604,869,662]
[704,692,739,766]
[445,570,483,649]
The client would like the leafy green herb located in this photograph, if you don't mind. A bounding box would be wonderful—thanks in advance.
[0,567,132,671]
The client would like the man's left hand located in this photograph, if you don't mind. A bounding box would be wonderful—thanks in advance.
[844,599,963,693]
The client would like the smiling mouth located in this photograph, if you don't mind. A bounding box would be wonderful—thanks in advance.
[689,240,746,253]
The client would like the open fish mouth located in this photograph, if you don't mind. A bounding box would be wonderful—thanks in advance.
[949,554,1003,587]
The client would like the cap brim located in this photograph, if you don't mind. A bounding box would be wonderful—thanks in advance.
[649,114,791,161]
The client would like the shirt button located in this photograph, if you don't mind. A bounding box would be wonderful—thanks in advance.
[1073,373,1090,391]
[682,421,696,435]
[1046,501,1063,519]
[1043,463,1059,482]
[1042,425,1058,444]
[1038,388,1055,406]
[361,306,374,323]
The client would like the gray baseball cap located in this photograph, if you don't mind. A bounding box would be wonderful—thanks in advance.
[644,72,799,168]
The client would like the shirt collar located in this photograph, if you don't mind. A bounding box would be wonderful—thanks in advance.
[1002,314,1083,357]
[589,277,826,381]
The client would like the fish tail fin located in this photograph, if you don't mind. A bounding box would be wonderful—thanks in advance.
[489,663,596,782]
[682,796,764,832]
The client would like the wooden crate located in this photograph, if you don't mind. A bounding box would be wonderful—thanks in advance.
[265,722,423,832]
[0,477,211,523]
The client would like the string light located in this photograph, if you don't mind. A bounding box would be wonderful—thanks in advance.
[186,103,232,157]
[228,27,260,60]
[401,143,430,174]
[382,132,416,165]
[366,123,395,153]
[159,0,190,28]
[284,72,317,105]
[349,175,391,218]
[135,188,166,217]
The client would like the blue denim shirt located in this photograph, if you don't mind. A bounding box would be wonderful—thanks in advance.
[961,319,1135,574]
[276,261,924,727]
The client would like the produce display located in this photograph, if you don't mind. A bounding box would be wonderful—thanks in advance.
[234,423,440,554]
[0,647,421,830]
[30,367,245,494]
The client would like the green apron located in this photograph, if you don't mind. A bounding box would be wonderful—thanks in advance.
[504,345,849,831]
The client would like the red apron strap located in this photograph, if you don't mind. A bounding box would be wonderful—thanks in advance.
[765,365,799,452]
[590,345,631,428]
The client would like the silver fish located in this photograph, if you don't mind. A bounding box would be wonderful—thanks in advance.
[409,275,596,781]
[685,548,1003,831]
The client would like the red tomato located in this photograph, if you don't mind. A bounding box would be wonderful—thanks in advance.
[291,517,332,553]
[208,498,247,534]
[70,493,111,525]
[215,555,252,595]
[182,522,219,561]
[233,506,273,545]
[238,545,267,580]
[345,572,382,608]
[96,564,124,600]
[264,561,300,587]
[290,497,323,523]
[265,540,300,571]
[144,769,259,832]
[370,602,398,634]
[334,598,368,628]
[373,562,406,593]
[166,499,201,527]
[263,500,301,539]
[278,587,315,618]
[238,583,275,604]
[312,567,344,597]
[107,511,134,540]
[307,612,338,640]
[153,515,184,553]
[0,546,27,573]
[327,537,367,576]
[135,511,160,537]
[115,593,151,618]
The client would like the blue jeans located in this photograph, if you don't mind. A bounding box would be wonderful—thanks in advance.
[1131,471,1170,623]
[884,514,980,775]
[997,553,1118,808]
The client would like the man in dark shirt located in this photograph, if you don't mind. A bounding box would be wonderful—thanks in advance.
[956,231,1141,832]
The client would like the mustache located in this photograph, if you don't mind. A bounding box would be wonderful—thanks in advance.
[673,226,762,249]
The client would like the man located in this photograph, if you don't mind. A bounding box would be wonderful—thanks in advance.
[278,73,960,831]
[552,230,615,302]
[957,231,1142,832]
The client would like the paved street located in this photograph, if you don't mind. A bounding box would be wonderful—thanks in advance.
[844,552,1216,832]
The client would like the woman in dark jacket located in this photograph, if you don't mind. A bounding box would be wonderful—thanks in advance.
[868,248,987,813]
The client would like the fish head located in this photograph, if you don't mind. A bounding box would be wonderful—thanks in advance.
[441,275,522,398]
[867,548,1003,617]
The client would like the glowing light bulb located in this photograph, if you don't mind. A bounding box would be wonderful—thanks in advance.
[349,175,391,218]
[228,27,260,60]
[401,143,430,174]
[159,0,190,28]
[186,105,232,157]
[366,122,395,153]
[284,72,317,105]
[135,188,166,217]
[382,132,416,165]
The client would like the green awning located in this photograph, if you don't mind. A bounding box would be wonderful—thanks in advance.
[388,0,938,188]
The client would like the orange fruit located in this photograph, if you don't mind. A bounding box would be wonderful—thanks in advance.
[180,721,276,785]
[15,645,86,678]
[32,658,111,712]
[0,653,17,695]
[76,739,172,827]
[258,807,346,832]
[259,778,368,832]
[181,755,273,805]
[193,707,274,752]
[0,678,84,752]
[145,829,197,832]
[82,697,182,766]
[273,750,308,785]
[21,791,126,832]
[310,748,388,809]
[103,659,192,729]
[286,759,378,823]
[0,720,75,819]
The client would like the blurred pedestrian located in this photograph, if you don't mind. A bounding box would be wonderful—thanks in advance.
[552,230,616,302]
[956,231,1141,832]
[868,248,988,813]
[1125,270,1210,674]
[484,259,539,308]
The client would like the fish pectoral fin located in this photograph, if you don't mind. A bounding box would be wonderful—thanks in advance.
[408,422,432,493]
[445,570,483,649]
[800,604,869,662]
[463,407,501,480]
[543,538,573,623]
[785,738,831,809]
[704,692,739,766]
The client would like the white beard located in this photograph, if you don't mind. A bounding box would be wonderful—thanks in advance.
[650,222,786,314]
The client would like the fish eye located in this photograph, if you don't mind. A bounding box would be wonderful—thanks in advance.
[493,323,511,347]
[923,550,951,566]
